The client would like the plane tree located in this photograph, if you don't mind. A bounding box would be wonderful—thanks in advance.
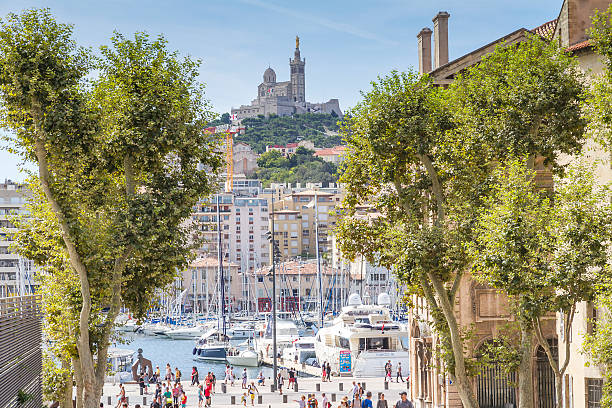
[0,9,221,408]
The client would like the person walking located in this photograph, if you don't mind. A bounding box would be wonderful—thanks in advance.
[192,366,199,386]
[394,392,413,408]
[172,383,180,405]
[224,364,231,384]
[197,384,204,408]
[361,392,373,408]
[277,372,284,394]
[230,366,236,386]
[294,395,306,408]
[116,384,126,408]
[247,382,259,406]
[321,361,327,382]
[326,362,332,382]
[175,367,182,384]
[242,368,248,389]
[165,364,173,383]
[288,368,296,389]
[350,381,360,408]
[204,381,212,408]
[396,363,404,383]
[376,393,388,408]
[322,393,329,408]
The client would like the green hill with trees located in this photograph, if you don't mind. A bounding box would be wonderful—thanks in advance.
[255,147,339,187]
[234,113,342,153]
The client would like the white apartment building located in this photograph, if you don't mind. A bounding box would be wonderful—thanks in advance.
[0,181,36,297]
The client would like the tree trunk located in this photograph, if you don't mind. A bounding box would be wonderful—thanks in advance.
[518,327,534,408]
[73,357,84,408]
[60,357,73,408]
[555,374,562,408]
[425,272,479,408]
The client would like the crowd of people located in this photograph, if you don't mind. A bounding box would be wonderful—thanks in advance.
[102,360,413,408]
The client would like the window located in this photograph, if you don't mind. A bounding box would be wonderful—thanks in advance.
[587,378,603,408]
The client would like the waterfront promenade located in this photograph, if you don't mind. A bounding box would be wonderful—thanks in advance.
[101,376,411,407]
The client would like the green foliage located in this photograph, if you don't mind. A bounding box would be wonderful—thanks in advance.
[255,147,338,186]
[42,351,71,403]
[451,34,586,171]
[16,389,34,404]
[0,9,221,405]
[470,159,554,324]
[208,112,231,126]
[236,113,341,153]
[584,292,612,408]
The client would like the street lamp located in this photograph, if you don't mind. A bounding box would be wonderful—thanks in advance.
[265,198,282,391]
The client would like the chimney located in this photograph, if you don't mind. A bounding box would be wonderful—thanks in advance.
[433,11,450,69]
[417,27,432,74]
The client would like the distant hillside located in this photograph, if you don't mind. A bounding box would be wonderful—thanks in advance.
[234,113,343,153]
[255,147,339,187]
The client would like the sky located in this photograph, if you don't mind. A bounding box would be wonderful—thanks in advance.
[0,0,564,181]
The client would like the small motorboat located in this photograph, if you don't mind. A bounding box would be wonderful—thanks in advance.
[193,329,231,362]
[226,349,259,367]
[166,324,210,340]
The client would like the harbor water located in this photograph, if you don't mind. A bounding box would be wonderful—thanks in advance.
[117,333,275,380]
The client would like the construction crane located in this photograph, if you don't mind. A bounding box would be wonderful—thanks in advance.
[225,129,234,193]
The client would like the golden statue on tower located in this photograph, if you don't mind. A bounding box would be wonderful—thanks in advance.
[296,35,299,49]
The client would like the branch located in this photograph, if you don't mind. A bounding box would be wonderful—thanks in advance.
[534,316,560,376]
[416,153,445,225]
[450,270,463,302]
[559,304,576,374]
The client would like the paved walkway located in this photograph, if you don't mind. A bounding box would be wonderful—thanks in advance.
[101,377,411,408]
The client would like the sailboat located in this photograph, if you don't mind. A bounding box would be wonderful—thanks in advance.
[193,194,230,362]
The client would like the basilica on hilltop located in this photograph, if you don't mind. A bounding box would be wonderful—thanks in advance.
[231,37,342,120]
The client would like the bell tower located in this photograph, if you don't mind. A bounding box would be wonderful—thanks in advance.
[290,36,305,103]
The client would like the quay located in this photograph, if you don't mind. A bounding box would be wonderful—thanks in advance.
[101,377,411,407]
[259,356,320,377]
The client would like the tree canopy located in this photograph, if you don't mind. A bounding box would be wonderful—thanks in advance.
[255,146,338,186]
[0,9,220,408]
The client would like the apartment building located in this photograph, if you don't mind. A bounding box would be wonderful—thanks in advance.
[273,189,342,257]
[0,181,36,297]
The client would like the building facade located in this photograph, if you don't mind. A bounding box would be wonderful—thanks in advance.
[0,181,36,298]
[231,37,342,120]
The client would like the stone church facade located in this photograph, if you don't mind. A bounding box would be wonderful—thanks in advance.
[231,37,342,120]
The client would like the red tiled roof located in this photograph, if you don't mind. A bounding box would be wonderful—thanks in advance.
[567,40,591,52]
[286,143,299,148]
[532,19,557,40]
[313,146,347,157]
[255,260,334,276]
[190,257,238,268]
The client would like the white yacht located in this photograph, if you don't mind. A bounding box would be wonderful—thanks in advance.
[282,336,316,364]
[256,319,300,359]
[193,329,231,362]
[227,321,256,340]
[166,324,212,340]
[314,293,410,377]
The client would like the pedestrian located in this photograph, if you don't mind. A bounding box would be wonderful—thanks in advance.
[155,366,161,383]
[224,365,230,384]
[116,384,126,408]
[163,387,173,408]
[180,391,187,408]
[377,393,388,408]
[248,382,259,406]
[396,363,404,383]
[350,381,359,407]
[151,396,161,408]
[211,372,217,393]
[294,395,306,408]
[322,393,330,408]
[139,372,146,394]
[384,361,391,383]
[230,366,236,386]
[278,371,284,394]
[165,364,173,382]
[308,393,319,408]
[241,392,248,407]
[242,368,248,389]
[341,396,349,408]
[172,383,180,406]
[326,362,332,381]
[175,367,182,384]
[321,361,327,382]
[197,384,204,408]
[204,381,212,407]
[288,368,296,389]
[394,392,413,408]
[361,392,373,408]
[192,366,199,386]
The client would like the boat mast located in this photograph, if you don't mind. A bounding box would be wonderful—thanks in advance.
[315,189,323,328]
[217,194,227,337]
[271,193,278,390]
